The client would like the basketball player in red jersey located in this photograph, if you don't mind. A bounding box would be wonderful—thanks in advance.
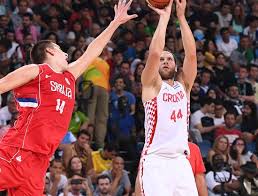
[138,0,198,195]
[0,1,137,195]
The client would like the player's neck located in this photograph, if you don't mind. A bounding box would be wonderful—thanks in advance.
[163,79,175,86]
[43,59,64,73]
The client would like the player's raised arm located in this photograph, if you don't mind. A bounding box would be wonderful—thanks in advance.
[0,64,39,94]
[67,0,137,79]
[141,0,173,101]
[176,0,197,93]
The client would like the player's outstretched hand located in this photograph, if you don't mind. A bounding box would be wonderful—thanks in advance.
[175,0,186,18]
[113,0,138,25]
[147,0,173,19]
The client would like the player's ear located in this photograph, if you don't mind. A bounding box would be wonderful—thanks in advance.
[45,47,55,56]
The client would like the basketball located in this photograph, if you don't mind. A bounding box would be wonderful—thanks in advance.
[146,0,170,9]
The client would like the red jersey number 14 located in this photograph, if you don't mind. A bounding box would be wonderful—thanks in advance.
[56,99,66,114]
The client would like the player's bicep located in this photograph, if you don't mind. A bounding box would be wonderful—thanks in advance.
[141,52,162,87]
[0,64,39,94]
[182,56,197,92]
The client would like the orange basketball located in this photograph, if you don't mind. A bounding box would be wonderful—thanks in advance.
[146,0,170,9]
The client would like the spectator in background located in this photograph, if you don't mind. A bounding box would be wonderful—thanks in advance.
[199,69,214,96]
[108,76,136,159]
[15,13,39,45]
[11,0,33,29]
[92,143,117,176]
[223,84,244,115]
[44,176,52,196]
[216,27,238,58]
[63,130,94,176]
[0,38,12,75]
[189,1,218,33]
[229,138,258,176]
[42,17,66,43]
[190,97,220,143]
[102,156,131,196]
[215,2,232,28]
[0,15,13,39]
[94,174,112,196]
[66,156,88,179]
[5,30,24,71]
[213,100,225,126]
[81,56,110,149]
[240,101,258,152]
[113,61,134,91]
[60,174,93,196]
[206,153,239,196]
[0,93,16,127]
[207,135,230,165]
[188,142,208,196]
[213,52,236,93]
[237,161,258,196]
[202,39,217,71]
[230,35,254,67]
[190,81,201,113]
[248,64,258,103]
[237,66,255,102]
[230,4,245,35]
[68,100,89,137]
[46,159,68,196]
[243,16,258,45]
[215,111,242,144]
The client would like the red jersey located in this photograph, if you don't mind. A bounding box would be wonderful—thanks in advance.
[188,142,206,175]
[0,64,75,158]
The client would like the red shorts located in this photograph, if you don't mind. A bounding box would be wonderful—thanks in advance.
[0,146,49,196]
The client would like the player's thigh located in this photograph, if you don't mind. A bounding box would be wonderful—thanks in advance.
[0,148,23,190]
[21,152,49,196]
[174,157,198,196]
[140,158,173,196]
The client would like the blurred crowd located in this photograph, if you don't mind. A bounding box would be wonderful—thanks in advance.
[0,0,258,195]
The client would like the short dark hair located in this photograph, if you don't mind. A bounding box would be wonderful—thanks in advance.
[0,38,12,50]
[200,96,215,107]
[22,13,33,20]
[103,142,118,153]
[30,40,54,64]
[50,158,63,167]
[220,27,229,35]
[77,129,91,140]
[97,174,111,184]
[224,111,237,119]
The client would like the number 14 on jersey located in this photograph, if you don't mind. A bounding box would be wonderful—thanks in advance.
[170,109,183,122]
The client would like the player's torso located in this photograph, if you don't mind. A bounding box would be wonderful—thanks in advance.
[1,64,75,156]
[143,81,190,158]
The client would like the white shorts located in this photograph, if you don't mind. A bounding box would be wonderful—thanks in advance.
[139,154,198,196]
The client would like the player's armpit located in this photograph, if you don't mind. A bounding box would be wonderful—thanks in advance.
[0,64,39,94]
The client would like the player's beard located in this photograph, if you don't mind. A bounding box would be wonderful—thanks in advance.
[159,68,176,80]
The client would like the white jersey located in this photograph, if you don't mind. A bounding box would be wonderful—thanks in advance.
[142,81,190,158]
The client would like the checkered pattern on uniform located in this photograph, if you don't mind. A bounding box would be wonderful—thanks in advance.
[143,97,158,148]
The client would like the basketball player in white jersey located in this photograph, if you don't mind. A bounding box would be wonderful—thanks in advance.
[137,0,198,195]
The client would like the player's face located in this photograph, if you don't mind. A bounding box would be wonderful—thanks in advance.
[159,51,176,80]
[98,178,111,194]
[71,157,82,171]
[52,44,69,68]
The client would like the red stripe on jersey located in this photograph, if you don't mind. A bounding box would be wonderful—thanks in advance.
[139,97,158,196]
